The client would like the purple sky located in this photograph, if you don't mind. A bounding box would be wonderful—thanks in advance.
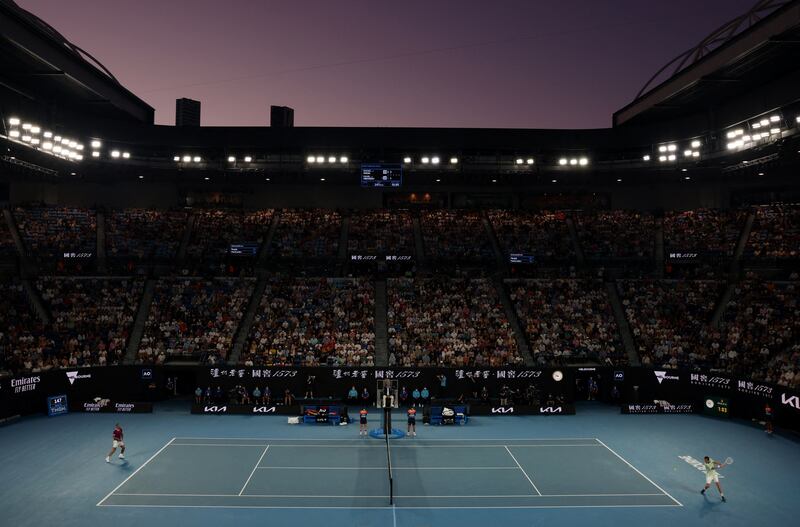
[21,0,756,128]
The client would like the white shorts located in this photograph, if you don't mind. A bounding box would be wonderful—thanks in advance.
[112,440,125,449]
[705,473,719,484]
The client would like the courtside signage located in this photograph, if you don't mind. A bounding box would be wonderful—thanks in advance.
[65,371,92,385]
[653,370,680,384]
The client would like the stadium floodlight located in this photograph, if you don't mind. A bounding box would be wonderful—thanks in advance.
[21,135,31,142]
[68,141,77,148]
[328,156,337,163]
[684,150,693,157]
[435,178,441,182]
[9,130,20,138]
[431,156,440,164]
[339,156,348,163]
[558,158,567,165]
[53,145,62,153]
[742,135,751,142]
[769,128,780,135]
[204,177,210,181]
[227,156,236,163]
[315,156,324,163]
[691,140,701,148]
[320,178,326,182]
[759,119,769,127]
[91,140,101,148]
[43,131,52,138]
[758,172,764,176]
[122,152,130,159]
[492,179,497,183]
[173,156,180,162]
[796,116,800,123]
[42,141,53,150]
[726,131,736,139]
[76,154,83,161]
[244,156,252,163]
[30,126,40,134]
[752,122,761,129]
[692,151,700,158]
[8,117,20,126]
[31,138,40,145]
[526,158,534,165]
[76,144,84,151]
[111,150,121,158]
[139,175,144,179]
[421,157,430,164]
[681,168,687,172]
[193,156,201,163]
[92,151,100,158]
[726,142,736,150]
[668,154,676,161]
[617,178,622,182]
[307,155,316,163]
[265,178,271,181]
[403,157,412,164]
[22,123,31,130]
[450,157,458,164]
[769,115,780,122]
[751,133,761,140]
[642,155,650,161]
[53,135,61,142]
[515,158,524,165]
[658,145,667,152]
[578,158,588,166]
[551,179,557,183]
[667,144,677,152]
[569,158,578,165]
[61,137,70,144]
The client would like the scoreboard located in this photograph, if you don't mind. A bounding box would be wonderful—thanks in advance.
[703,396,729,417]
[361,164,402,188]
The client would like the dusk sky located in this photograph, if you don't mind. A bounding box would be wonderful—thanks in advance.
[20,0,756,128]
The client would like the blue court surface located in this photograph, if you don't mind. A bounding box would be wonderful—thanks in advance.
[1,402,798,527]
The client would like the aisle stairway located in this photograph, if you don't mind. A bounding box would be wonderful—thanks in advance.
[374,280,389,366]
[606,282,639,366]
[124,278,156,364]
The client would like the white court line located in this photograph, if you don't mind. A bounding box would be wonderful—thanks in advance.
[594,438,683,507]
[239,445,270,496]
[503,446,541,496]
[96,437,176,507]
[255,466,517,470]
[97,504,681,510]
[170,443,598,448]
[113,492,667,498]
[172,437,598,442]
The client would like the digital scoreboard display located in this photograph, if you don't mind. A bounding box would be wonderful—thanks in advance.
[48,394,68,417]
[703,396,730,417]
[230,243,259,256]
[510,253,536,264]
[361,164,402,188]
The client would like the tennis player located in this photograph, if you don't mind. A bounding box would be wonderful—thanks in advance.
[106,423,125,463]
[407,407,417,437]
[359,408,368,436]
[700,456,726,502]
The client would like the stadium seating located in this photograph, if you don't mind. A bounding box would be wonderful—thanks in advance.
[347,210,414,256]
[618,280,724,369]
[242,277,374,367]
[187,209,274,264]
[488,209,575,263]
[0,280,42,374]
[420,210,494,262]
[138,278,254,364]
[269,209,341,259]
[107,208,188,263]
[576,210,655,260]
[746,205,800,259]
[509,279,625,365]
[664,209,746,258]
[387,277,521,367]
[14,206,97,269]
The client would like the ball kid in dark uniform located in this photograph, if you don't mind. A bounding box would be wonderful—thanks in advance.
[359,408,368,436]
[407,407,417,437]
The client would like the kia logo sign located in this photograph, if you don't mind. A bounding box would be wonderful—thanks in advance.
[539,406,563,414]
[491,407,514,414]
[203,406,228,413]
[252,406,277,413]
[781,393,800,410]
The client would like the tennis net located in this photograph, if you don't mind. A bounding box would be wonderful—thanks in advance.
[385,431,394,504]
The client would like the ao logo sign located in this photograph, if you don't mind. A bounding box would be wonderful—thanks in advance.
[653,371,680,384]
[782,393,800,410]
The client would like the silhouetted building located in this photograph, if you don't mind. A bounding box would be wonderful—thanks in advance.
[270,105,294,128]
[176,98,201,127]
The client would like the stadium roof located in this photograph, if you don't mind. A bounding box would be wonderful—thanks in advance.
[0,0,154,124]
[614,0,800,127]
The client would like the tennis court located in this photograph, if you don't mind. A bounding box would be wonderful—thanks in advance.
[97,437,681,509]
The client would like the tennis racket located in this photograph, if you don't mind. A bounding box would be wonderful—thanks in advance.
[723,457,734,466]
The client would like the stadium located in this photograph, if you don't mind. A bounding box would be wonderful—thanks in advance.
[1,0,799,526]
